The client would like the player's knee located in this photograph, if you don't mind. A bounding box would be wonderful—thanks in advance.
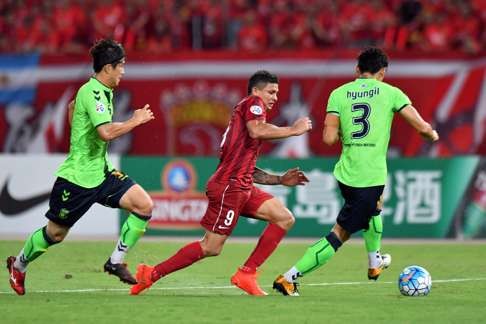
[206,249,221,257]
[332,224,350,242]
[201,245,222,257]
[284,212,295,229]
[136,198,154,217]
[200,239,223,257]
[50,232,66,243]
[46,224,68,243]
[275,210,295,230]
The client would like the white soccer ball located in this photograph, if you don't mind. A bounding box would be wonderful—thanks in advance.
[398,265,432,296]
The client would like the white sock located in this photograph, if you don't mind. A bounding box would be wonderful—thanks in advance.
[110,239,128,264]
[14,250,28,273]
[284,266,301,283]
[368,251,382,268]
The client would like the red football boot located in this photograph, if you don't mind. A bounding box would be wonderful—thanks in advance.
[230,266,268,296]
[6,256,26,296]
[130,264,155,295]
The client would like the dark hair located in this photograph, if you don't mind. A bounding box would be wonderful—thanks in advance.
[247,70,278,95]
[357,47,389,74]
[90,39,125,73]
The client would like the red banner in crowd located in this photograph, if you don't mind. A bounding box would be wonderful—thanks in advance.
[0,54,484,157]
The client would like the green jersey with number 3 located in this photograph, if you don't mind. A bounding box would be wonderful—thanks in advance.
[327,78,411,187]
[56,77,114,188]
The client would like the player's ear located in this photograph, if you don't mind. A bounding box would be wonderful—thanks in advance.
[355,66,360,76]
[102,63,112,74]
[377,68,386,81]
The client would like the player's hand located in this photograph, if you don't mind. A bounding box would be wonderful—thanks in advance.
[292,117,312,135]
[133,104,155,125]
[429,130,439,142]
[422,129,439,142]
[280,167,309,186]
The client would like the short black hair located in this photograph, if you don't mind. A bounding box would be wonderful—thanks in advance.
[247,70,278,95]
[90,39,125,73]
[357,47,389,74]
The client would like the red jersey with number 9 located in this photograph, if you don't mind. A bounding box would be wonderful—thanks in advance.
[209,95,266,188]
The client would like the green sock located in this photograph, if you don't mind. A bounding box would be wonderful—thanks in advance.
[15,226,57,271]
[111,214,149,263]
[294,236,337,276]
[363,215,383,253]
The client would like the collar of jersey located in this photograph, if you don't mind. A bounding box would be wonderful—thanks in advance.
[90,77,113,92]
[355,77,377,81]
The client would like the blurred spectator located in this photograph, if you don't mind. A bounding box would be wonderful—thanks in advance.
[421,12,453,51]
[310,0,341,47]
[384,0,422,50]
[53,0,87,53]
[0,0,484,55]
[92,0,125,43]
[123,0,149,51]
[237,10,267,52]
[145,4,174,53]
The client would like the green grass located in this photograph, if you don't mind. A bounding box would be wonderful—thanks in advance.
[1,240,485,323]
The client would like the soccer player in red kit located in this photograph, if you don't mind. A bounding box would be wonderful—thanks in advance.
[130,70,312,296]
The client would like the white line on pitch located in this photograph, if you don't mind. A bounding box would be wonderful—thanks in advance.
[1,277,485,294]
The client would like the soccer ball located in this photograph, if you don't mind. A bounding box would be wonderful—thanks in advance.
[398,265,432,296]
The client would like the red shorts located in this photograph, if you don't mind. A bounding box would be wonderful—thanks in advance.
[200,180,274,236]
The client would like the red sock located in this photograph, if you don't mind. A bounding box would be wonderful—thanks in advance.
[243,223,287,271]
[152,241,204,281]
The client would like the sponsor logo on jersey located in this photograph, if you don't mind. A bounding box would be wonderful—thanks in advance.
[250,105,263,115]
[96,101,105,113]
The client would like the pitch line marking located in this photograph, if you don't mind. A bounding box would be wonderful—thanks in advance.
[1,277,485,294]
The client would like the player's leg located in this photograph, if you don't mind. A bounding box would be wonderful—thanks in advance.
[275,182,370,296]
[275,183,386,295]
[241,193,293,271]
[7,177,95,295]
[100,171,154,284]
[273,223,348,296]
[130,231,227,295]
[363,195,391,280]
[114,184,153,261]
[7,220,67,295]
[130,180,242,295]
[153,230,226,278]
[231,188,290,296]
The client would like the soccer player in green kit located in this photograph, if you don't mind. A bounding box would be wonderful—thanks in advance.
[6,39,155,295]
[273,47,439,296]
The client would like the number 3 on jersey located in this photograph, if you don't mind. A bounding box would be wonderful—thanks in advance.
[351,103,371,139]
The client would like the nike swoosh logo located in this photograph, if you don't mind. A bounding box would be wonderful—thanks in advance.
[0,177,50,216]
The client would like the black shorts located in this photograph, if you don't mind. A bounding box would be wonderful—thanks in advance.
[45,170,135,227]
[336,181,384,234]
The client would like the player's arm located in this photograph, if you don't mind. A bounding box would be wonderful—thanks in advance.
[247,117,312,140]
[68,100,75,126]
[398,105,439,141]
[97,104,154,141]
[253,167,309,186]
[322,113,340,145]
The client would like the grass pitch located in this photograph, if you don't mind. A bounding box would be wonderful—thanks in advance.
[1,239,485,323]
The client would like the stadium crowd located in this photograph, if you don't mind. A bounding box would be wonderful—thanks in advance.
[0,0,485,55]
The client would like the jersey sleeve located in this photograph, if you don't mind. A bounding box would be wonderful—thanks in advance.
[326,89,340,116]
[244,96,266,122]
[392,87,412,113]
[78,87,112,127]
